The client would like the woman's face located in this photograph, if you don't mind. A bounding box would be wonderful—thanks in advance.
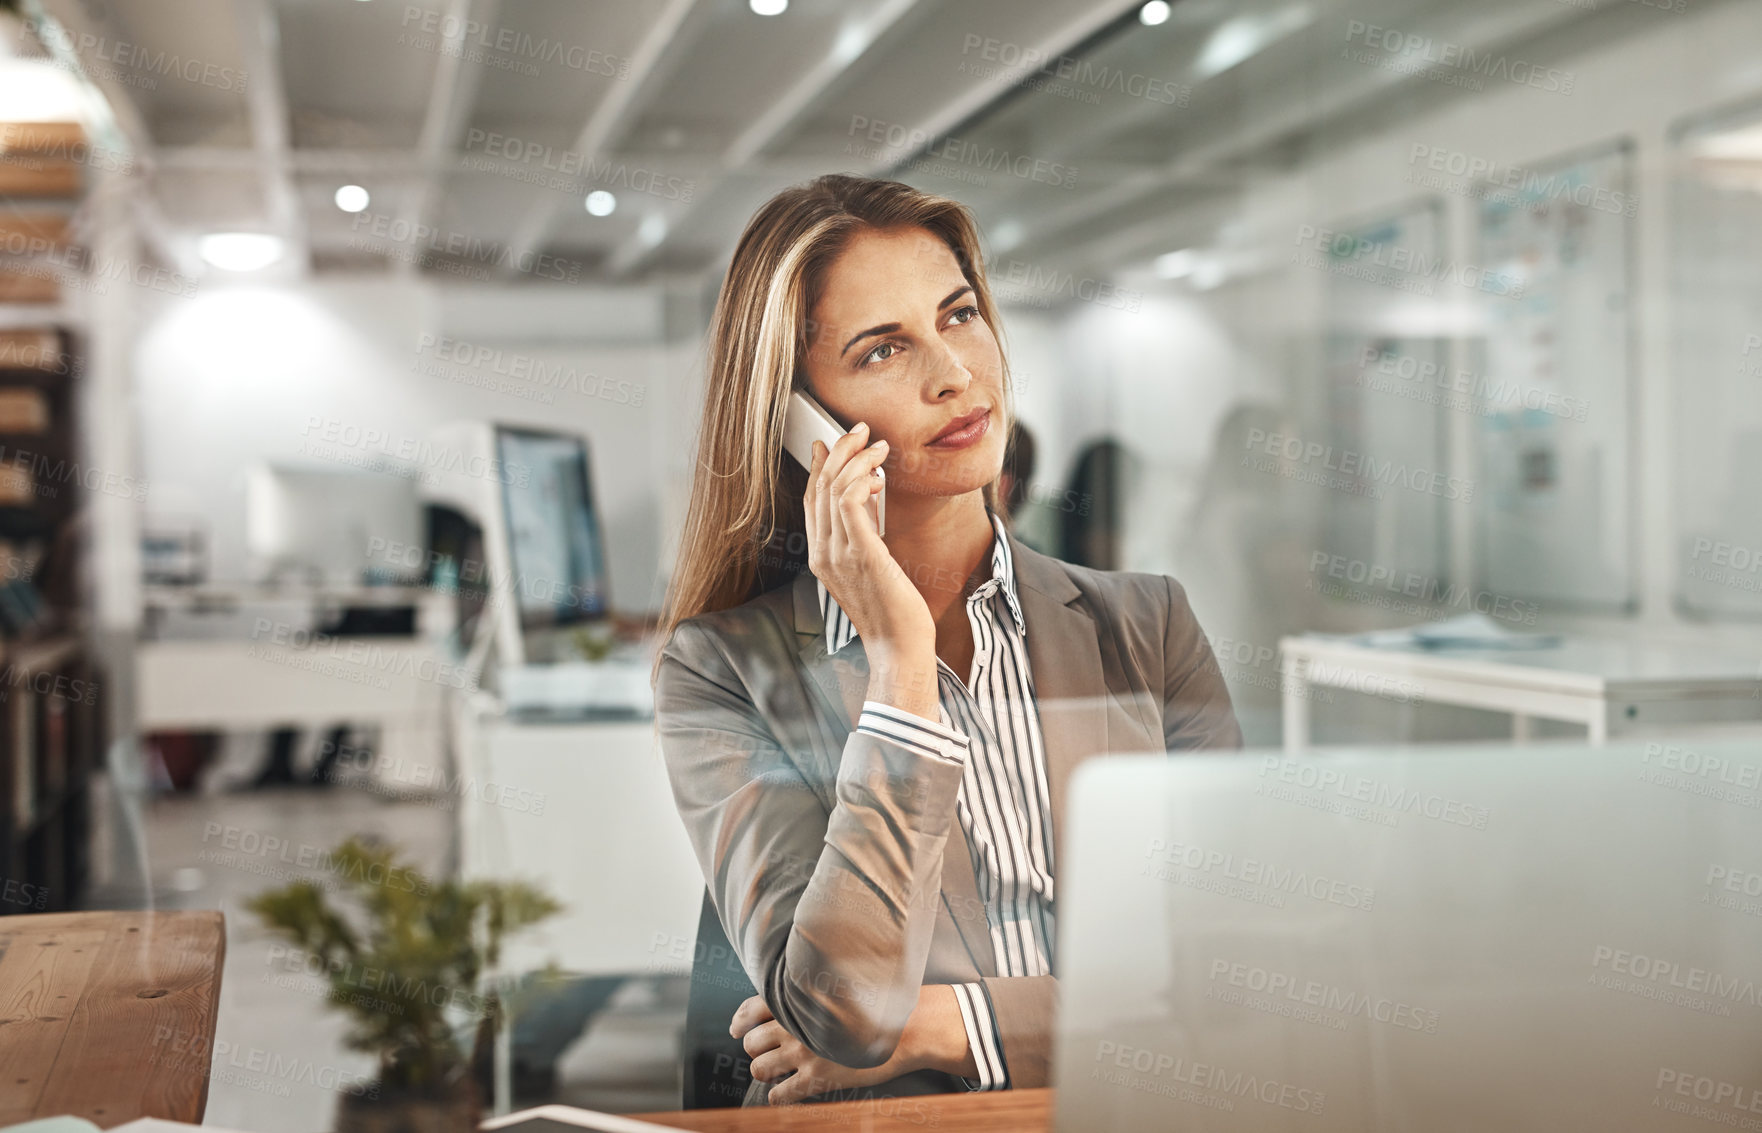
[799,225,1007,498]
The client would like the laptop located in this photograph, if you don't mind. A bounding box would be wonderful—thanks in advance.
[1054,739,1762,1131]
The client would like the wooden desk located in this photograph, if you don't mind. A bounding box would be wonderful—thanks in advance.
[627,1087,1052,1132]
[0,911,225,1128]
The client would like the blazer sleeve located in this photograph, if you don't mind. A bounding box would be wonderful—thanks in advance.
[655,618,966,1070]
[973,973,1058,1088]
[1162,575,1244,751]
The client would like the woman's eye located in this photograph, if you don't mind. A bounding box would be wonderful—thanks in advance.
[949,305,980,325]
[861,342,900,366]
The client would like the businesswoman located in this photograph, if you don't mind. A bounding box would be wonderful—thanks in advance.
[654,174,1242,1107]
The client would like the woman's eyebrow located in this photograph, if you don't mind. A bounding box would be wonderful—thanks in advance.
[838,285,976,358]
[937,284,973,310]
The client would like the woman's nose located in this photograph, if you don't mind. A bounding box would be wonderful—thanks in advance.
[926,344,972,400]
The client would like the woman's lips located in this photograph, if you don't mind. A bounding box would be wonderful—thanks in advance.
[927,407,991,450]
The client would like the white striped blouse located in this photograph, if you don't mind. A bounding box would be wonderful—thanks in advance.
[817,510,1056,1091]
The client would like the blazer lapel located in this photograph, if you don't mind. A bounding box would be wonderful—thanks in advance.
[1009,537,1110,883]
[792,572,868,733]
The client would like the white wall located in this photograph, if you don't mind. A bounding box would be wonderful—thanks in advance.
[133,277,699,614]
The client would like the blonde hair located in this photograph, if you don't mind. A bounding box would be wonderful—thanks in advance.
[658,174,1012,647]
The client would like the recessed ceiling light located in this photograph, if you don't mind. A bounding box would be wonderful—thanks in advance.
[1139,1,1172,26]
[1154,249,1198,279]
[198,232,284,272]
[750,0,787,15]
[334,184,369,213]
[585,190,616,217]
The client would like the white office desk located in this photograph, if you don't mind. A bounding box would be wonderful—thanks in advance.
[135,586,456,781]
[452,691,703,978]
[1279,634,1762,751]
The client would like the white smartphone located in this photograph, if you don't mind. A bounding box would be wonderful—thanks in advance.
[782,389,885,536]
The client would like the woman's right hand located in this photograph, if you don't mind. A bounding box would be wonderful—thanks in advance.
[805,424,939,721]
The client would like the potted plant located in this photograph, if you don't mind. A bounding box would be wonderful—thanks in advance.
[248,837,561,1133]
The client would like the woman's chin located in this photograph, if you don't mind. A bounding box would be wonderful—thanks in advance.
[885,470,1000,500]
[889,445,1003,498]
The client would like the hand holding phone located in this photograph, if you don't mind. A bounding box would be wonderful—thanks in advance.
[783,390,884,536]
[790,392,935,720]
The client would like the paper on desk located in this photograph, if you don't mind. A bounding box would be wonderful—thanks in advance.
[480,1104,700,1132]
[0,1120,104,1133]
[1328,612,1561,651]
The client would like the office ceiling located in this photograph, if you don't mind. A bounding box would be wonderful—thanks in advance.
[26,0,1639,287]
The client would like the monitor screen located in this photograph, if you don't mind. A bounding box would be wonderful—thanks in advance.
[246,463,421,584]
[496,427,609,629]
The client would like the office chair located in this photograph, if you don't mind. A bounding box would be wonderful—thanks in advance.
[682,888,759,1108]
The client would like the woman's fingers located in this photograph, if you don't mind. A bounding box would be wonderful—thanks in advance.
[818,424,868,554]
[729,994,773,1039]
[829,438,887,501]
[741,1019,788,1060]
[749,1045,799,1090]
[802,438,825,535]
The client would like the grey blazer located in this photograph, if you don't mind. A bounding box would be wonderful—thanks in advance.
[654,533,1242,1107]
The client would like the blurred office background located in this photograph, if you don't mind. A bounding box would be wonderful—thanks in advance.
[1,0,1760,1128]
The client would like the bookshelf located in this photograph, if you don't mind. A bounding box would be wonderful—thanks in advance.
[0,117,106,915]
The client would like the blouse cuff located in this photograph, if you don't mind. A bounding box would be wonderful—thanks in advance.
[857,701,969,766]
[952,982,1008,1090]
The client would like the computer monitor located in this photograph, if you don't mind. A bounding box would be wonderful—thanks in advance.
[246,463,421,584]
[495,426,609,635]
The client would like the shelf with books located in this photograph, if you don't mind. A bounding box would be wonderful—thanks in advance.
[0,114,102,916]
